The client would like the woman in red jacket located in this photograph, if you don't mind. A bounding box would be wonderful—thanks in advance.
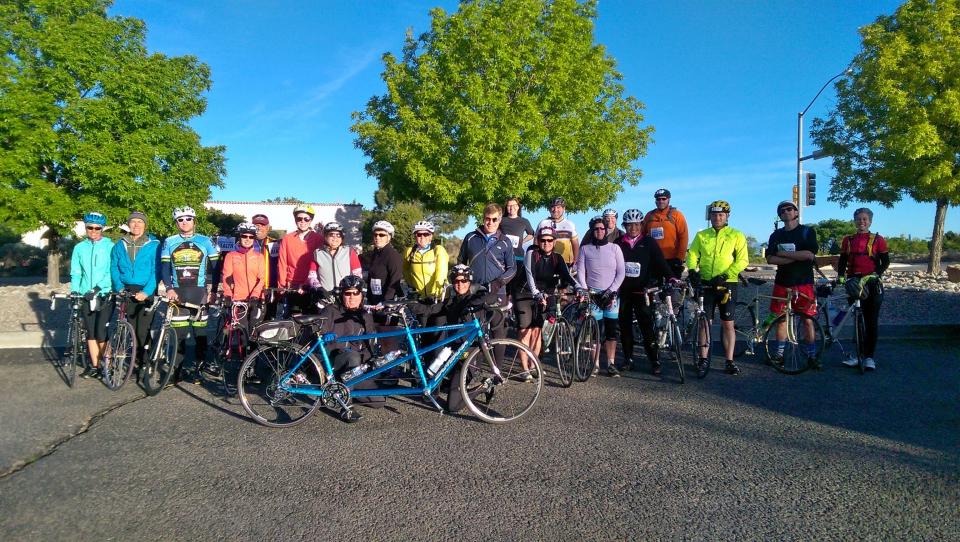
[221,223,266,335]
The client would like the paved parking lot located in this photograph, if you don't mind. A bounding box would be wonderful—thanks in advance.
[1,340,957,540]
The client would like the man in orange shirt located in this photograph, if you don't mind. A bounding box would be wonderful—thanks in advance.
[643,188,688,278]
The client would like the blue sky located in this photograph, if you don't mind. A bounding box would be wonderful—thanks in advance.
[109,0,956,242]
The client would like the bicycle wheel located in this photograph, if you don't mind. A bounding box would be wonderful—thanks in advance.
[103,320,136,391]
[729,301,756,358]
[63,317,83,388]
[669,320,684,383]
[763,313,824,375]
[460,338,542,423]
[687,314,711,379]
[554,320,576,387]
[142,326,178,396]
[575,316,599,381]
[238,343,326,428]
[219,326,249,396]
[854,309,867,375]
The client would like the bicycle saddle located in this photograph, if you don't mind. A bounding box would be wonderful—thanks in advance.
[746,277,767,286]
[293,314,327,325]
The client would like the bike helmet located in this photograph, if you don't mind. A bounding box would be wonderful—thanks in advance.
[82,212,107,226]
[776,200,798,213]
[537,226,557,239]
[448,263,473,283]
[412,220,435,234]
[372,220,395,236]
[550,197,566,208]
[602,208,618,218]
[292,204,315,218]
[654,188,671,199]
[323,221,343,233]
[708,200,731,214]
[622,209,644,224]
[234,222,257,237]
[339,274,365,293]
[172,207,196,220]
[588,216,605,229]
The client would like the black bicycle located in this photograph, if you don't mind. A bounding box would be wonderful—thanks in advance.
[102,290,138,391]
[51,292,88,388]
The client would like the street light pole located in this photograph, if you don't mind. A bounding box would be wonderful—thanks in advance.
[796,68,853,222]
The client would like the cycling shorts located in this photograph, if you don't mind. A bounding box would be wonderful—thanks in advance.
[769,283,817,317]
[703,284,737,322]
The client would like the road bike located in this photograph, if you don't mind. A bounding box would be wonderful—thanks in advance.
[207,297,254,397]
[727,275,769,358]
[685,285,713,378]
[563,293,600,381]
[140,297,203,396]
[818,275,878,374]
[539,285,576,387]
[237,300,542,427]
[51,292,88,388]
[101,290,138,390]
[642,280,685,383]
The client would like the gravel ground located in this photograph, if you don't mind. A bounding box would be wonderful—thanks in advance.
[1,270,958,334]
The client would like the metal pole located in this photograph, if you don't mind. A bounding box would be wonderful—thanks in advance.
[797,111,803,222]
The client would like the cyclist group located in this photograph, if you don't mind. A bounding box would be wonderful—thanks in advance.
[68,192,889,392]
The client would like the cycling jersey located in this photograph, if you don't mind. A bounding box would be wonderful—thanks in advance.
[277,230,323,288]
[160,233,219,289]
[403,244,449,299]
[537,217,578,264]
[686,225,748,283]
[71,237,114,294]
[839,232,889,277]
[642,206,689,261]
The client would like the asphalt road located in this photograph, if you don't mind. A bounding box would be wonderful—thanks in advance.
[1,341,957,541]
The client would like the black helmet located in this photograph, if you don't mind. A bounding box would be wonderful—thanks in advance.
[448,263,473,283]
[654,188,671,199]
[589,216,605,229]
[339,275,365,294]
[550,197,566,208]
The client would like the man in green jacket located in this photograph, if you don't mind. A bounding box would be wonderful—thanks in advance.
[686,200,748,376]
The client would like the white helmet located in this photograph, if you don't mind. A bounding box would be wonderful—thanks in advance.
[173,206,196,220]
[373,220,395,236]
[622,209,644,224]
[412,220,435,234]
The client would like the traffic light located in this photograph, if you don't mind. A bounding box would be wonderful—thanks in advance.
[806,172,817,206]
[792,185,800,206]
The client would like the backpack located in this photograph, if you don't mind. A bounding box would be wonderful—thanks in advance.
[842,233,879,259]
[645,207,676,226]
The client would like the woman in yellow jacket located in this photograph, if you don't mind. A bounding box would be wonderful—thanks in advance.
[685,200,748,377]
[403,220,449,300]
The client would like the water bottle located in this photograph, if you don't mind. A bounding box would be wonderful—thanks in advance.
[374,350,403,368]
[428,346,453,376]
[762,313,778,327]
[342,363,370,381]
[832,307,848,327]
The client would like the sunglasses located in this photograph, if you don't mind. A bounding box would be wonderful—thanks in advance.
[295,216,312,223]
[342,290,362,297]
[655,197,669,201]
[373,232,389,238]
[415,232,432,237]
[86,226,102,231]
[176,217,193,223]
[538,238,555,243]
[778,207,797,214]
[592,227,606,233]
[239,234,255,239]
[483,216,500,223]
[453,278,470,284]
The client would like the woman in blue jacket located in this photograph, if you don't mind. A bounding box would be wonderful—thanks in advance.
[70,212,115,379]
[111,211,160,364]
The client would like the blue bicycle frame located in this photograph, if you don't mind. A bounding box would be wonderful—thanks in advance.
[276,315,491,402]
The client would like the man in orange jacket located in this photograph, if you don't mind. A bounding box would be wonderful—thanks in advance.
[643,188,688,278]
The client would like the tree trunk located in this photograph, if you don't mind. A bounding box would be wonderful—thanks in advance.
[927,198,948,274]
[46,232,61,286]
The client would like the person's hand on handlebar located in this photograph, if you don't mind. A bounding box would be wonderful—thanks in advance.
[165,288,179,302]
[708,274,727,287]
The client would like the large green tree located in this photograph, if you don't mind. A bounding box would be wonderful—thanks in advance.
[810,0,960,273]
[0,0,225,283]
[351,0,652,215]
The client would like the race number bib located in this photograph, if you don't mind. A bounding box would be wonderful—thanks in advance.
[506,234,520,248]
[370,278,383,296]
[778,243,796,252]
[650,227,664,240]
[624,262,641,277]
